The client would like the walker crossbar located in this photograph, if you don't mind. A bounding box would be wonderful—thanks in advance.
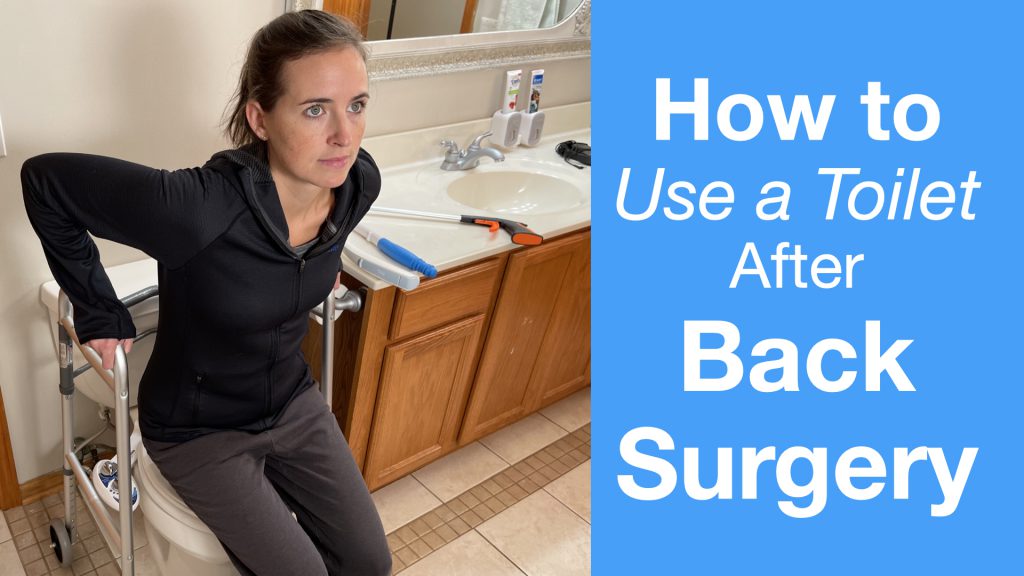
[52,284,361,575]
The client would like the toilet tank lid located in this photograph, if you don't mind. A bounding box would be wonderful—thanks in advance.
[39,258,159,315]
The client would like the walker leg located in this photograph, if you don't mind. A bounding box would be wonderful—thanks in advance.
[55,290,138,575]
[56,323,76,566]
[112,345,134,575]
[57,323,76,541]
[321,290,336,409]
[320,287,362,409]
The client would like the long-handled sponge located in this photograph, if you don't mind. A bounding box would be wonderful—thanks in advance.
[354,224,438,278]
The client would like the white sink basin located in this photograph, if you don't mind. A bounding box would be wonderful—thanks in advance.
[446,170,585,215]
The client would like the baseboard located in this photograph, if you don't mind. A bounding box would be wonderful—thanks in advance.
[13,447,116,509]
[19,469,64,507]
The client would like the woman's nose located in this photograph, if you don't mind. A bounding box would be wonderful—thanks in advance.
[328,116,352,147]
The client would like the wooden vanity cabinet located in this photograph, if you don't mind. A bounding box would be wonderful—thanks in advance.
[358,256,506,489]
[362,314,486,488]
[459,230,591,443]
[304,228,590,491]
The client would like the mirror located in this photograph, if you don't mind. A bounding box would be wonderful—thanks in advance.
[287,0,590,80]
[365,0,587,41]
[289,1,586,41]
[361,0,590,80]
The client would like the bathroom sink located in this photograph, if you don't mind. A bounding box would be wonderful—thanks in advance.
[445,171,585,215]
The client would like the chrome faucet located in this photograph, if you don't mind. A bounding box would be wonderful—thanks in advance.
[439,131,505,171]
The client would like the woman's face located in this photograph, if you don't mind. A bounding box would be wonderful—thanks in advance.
[247,47,369,195]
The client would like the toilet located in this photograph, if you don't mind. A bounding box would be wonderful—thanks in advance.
[41,258,237,576]
[134,445,235,575]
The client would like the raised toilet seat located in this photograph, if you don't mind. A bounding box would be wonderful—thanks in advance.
[134,437,237,575]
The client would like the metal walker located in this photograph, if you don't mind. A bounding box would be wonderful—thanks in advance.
[50,282,362,575]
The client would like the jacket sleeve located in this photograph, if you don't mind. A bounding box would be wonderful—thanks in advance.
[22,153,236,342]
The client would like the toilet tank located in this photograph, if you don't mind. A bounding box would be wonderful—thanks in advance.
[39,258,160,408]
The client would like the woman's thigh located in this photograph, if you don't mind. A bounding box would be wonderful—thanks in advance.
[143,429,329,576]
[263,385,391,575]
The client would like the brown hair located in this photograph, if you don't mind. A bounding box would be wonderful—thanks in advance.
[225,10,367,148]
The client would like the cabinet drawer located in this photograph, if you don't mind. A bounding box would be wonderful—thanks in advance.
[389,257,503,340]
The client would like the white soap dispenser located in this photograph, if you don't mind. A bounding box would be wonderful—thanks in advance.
[491,70,523,147]
[519,69,546,147]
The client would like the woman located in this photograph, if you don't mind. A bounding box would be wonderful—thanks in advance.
[22,10,391,576]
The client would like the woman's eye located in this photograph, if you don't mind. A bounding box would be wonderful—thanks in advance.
[305,104,325,118]
[348,101,366,114]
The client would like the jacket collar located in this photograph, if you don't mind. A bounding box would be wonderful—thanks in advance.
[210,142,362,259]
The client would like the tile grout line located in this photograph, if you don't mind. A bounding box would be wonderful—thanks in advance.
[407,473,446,510]
[537,404,591,529]
[387,422,591,574]
[477,436,516,467]
[472,527,531,576]
[540,482,591,526]
[537,409,574,435]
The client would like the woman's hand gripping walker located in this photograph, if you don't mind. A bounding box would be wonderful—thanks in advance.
[84,338,134,371]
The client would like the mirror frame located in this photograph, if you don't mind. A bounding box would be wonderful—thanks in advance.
[291,0,590,80]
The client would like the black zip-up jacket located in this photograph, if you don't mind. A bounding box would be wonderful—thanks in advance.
[22,143,379,442]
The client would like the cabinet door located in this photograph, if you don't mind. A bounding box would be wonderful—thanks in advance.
[525,230,590,411]
[460,232,588,442]
[363,315,485,490]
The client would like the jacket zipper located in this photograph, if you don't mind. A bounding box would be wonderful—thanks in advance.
[268,258,303,415]
[193,375,203,421]
[292,258,306,316]
[266,328,279,415]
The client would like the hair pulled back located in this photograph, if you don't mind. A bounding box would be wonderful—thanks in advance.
[225,10,366,148]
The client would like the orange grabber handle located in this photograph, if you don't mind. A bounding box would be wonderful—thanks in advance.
[461,215,544,246]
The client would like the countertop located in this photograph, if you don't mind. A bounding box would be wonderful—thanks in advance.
[344,127,592,291]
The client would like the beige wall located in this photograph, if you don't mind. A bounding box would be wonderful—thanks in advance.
[367,58,590,136]
[0,1,589,484]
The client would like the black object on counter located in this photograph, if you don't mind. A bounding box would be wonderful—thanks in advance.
[556,140,590,169]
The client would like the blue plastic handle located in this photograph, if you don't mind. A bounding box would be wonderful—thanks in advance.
[377,238,438,278]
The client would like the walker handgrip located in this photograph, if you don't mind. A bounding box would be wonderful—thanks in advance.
[120,285,159,309]
[377,238,438,278]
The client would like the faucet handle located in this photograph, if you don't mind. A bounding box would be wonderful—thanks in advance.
[467,131,494,150]
[439,139,460,153]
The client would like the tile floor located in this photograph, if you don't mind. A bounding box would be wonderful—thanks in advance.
[2,387,590,575]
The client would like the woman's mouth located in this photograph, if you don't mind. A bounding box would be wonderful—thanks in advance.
[319,156,350,169]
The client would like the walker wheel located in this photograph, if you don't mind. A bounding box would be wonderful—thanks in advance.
[49,519,73,567]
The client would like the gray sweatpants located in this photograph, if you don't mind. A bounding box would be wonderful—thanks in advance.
[143,384,391,576]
